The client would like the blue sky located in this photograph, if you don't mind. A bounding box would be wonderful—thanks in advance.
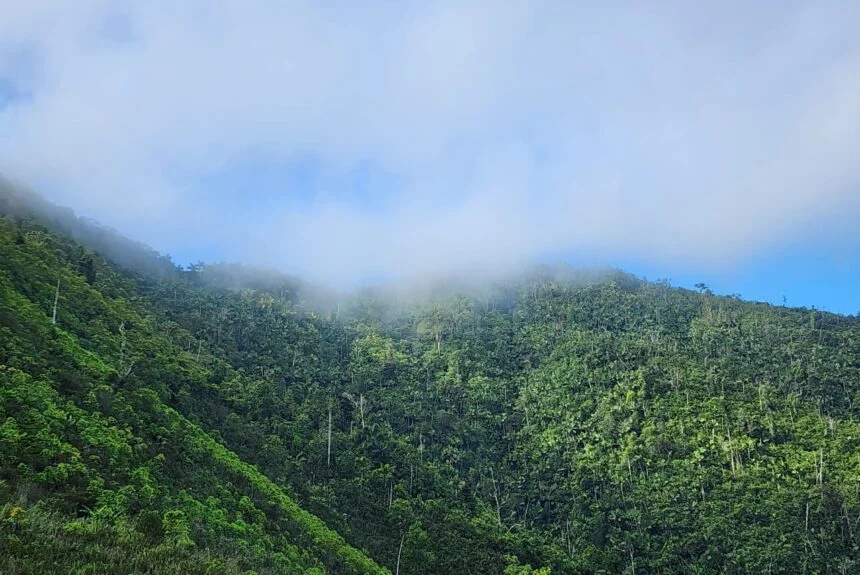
[1,1,859,312]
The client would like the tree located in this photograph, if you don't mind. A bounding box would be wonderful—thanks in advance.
[78,253,96,285]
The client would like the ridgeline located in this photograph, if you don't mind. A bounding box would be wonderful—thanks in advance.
[1,182,858,574]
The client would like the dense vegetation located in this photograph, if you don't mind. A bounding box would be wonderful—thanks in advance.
[1,181,858,573]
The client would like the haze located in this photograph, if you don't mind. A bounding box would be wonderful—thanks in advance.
[1,1,859,288]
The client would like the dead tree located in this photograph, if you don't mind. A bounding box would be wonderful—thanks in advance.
[51,279,60,325]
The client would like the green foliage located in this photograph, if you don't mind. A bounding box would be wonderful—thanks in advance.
[0,201,388,573]
[1,188,859,573]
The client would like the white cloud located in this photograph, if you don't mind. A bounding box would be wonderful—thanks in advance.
[1,0,859,283]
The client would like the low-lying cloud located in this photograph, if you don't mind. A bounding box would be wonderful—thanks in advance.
[1,1,859,284]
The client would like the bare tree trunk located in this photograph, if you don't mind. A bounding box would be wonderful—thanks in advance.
[118,322,135,382]
[490,469,502,529]
[565,519,572,556]
[817,450,824,486]
[396,533,405,575]
[524,499,530,529]
[629,544,636,575]
[52,279,60,325]
[327,407,332,467]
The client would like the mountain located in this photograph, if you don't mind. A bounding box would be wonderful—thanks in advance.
[1,182,858,574]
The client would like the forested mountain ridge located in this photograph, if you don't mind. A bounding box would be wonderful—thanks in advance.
[0,185,388,574]
[1,184,859,574]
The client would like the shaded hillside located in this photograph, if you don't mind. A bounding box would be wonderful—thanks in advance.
[1,187,859,574]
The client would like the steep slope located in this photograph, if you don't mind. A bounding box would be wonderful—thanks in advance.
[0,195,387,573]
[1,186,859,574]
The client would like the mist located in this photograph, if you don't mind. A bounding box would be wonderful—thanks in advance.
[1,1,859,285]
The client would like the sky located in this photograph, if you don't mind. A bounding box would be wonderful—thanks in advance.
[1,1,859,312]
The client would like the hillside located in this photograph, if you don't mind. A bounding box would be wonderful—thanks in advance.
[0,184,386,574]
[1,185,859,574]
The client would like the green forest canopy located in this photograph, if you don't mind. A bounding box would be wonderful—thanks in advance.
[0,181,858,574]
